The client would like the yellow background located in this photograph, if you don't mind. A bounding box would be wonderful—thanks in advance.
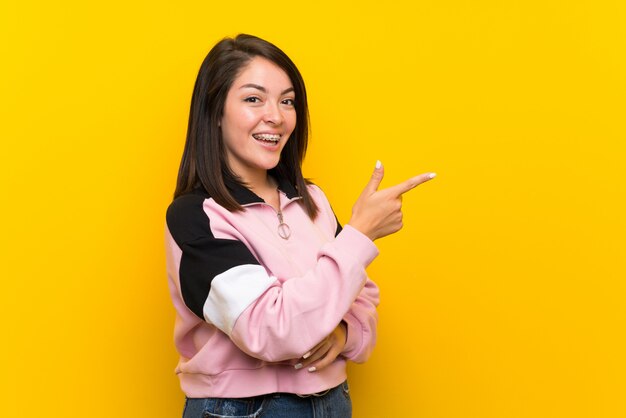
[1,1,625,417]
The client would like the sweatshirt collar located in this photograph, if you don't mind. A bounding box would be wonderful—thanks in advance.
[224,173,300,205]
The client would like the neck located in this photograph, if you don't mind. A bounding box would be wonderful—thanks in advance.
[247,172,275,194]
[242,172,281,211]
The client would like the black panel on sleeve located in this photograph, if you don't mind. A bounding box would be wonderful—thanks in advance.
[335,215,343,237]
[166,194,261,319]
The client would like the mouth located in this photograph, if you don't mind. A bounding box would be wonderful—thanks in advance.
[252,133,281,145]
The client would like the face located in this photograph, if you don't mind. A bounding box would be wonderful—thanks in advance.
[220,56,296,184]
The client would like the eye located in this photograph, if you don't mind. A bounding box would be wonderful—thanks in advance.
[244,96,261,103]
[282,98,295,106]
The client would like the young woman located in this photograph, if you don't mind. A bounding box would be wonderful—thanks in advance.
[165,34,435,418]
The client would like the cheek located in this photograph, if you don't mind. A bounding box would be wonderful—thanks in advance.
[222,103,259,131]
[286,112,297,133]
[239,107,260,125]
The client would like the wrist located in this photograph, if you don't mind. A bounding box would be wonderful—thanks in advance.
[346,221,376,241]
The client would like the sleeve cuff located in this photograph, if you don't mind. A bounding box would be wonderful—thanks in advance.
[334,225,379,268]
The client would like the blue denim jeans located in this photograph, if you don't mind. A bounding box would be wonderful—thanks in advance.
[182,381,352,418]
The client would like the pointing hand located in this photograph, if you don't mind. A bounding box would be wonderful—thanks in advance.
[348,161,436,241]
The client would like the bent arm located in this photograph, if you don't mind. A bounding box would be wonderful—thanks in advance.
[228,226,377,361]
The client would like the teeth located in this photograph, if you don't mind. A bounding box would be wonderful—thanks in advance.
[253,133,280,143]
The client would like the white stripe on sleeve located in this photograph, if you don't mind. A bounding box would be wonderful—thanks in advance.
[203,264,276,335]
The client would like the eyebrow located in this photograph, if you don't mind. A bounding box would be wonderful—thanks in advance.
[239,83,295,95]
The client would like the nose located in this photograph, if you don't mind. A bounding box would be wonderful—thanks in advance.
[263,102,284,125]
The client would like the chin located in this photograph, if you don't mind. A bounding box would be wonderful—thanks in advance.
[261,157,282,170]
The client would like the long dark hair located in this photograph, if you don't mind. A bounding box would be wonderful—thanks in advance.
[174,34,318,219]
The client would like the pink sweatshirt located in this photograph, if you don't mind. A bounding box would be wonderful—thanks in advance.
[165,177,380,398]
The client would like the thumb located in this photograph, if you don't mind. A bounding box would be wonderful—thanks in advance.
[361,160,384,195]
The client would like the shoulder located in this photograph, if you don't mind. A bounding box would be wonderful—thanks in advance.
[304,182,329,204]
[166,192,212,246]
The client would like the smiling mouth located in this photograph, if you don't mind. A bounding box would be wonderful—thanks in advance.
[252,133,281,144]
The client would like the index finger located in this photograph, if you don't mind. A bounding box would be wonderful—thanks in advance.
[388,172,437,196]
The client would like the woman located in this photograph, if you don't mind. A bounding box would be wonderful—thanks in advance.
[165,34,435,417]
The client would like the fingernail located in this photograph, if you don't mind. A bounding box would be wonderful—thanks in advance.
[308,366,317,372]
[303,351,312,359]
[428,173,437,179]
[375,160,382,170]
[294,363,303,370]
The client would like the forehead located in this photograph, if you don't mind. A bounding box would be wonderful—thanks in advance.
[232,57,293,90]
